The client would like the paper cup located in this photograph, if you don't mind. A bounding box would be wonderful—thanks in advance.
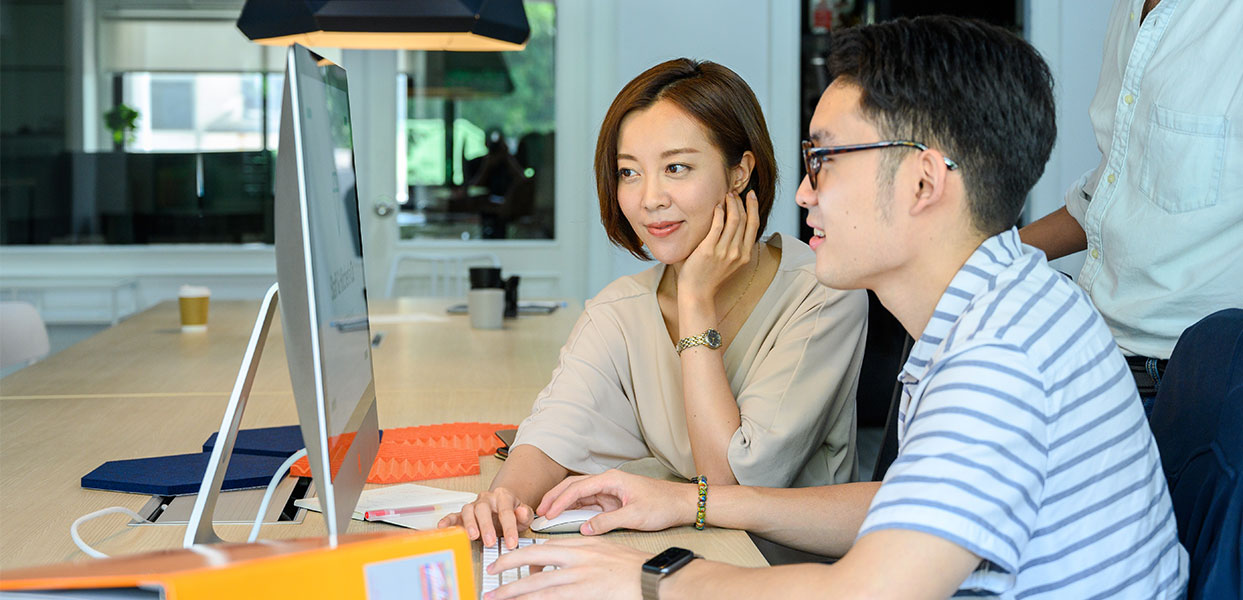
[178,285,211,332]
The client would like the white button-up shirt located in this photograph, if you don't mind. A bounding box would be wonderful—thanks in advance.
[1065,0,1243,359]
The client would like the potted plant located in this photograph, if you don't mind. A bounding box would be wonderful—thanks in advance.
[104,103,139,149]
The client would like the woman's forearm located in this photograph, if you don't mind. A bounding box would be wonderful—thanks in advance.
[489,444,571,508]
[708,482,881,556]
[678,295,743,484]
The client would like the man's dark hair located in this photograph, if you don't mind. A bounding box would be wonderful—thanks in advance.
[827,16,1056,235]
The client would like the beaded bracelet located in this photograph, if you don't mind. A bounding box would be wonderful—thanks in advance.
[693,475,708,530]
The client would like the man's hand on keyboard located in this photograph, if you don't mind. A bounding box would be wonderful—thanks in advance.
[536,469,698,535]
[484,537,651,600]
[437,487,534,549]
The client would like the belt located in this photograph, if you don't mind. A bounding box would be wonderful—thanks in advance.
[1125,355,1167,396]
[1124,355,1168,372]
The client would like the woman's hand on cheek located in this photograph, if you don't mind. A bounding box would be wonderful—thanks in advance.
[678,190,761,307]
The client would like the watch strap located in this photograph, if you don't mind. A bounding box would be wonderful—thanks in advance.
[675,328,721,354]
[640,569,662,600]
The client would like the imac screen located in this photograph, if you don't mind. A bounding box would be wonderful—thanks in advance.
[296,59,373,440]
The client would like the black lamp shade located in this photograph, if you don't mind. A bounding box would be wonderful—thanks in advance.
[237,0,530,51]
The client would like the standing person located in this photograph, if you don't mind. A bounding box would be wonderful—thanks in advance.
[439,58,868,549]
[484,16,1186,600]
[1021,0,1243,406]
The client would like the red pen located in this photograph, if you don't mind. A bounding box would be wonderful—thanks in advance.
[364,504,448,521]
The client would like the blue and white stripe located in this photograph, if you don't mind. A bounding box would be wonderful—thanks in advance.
[858,228,1187,599]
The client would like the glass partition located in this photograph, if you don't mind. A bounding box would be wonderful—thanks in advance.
[397,1,555,241]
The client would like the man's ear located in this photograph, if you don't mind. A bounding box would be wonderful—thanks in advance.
[908,149,952,218]
[730,151,756,194]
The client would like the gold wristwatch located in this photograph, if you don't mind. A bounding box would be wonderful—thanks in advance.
[675,328,723,354]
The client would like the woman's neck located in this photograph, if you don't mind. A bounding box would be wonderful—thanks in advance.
[663,240,765,300]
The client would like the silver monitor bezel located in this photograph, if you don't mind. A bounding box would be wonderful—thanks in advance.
[273,43,380,541]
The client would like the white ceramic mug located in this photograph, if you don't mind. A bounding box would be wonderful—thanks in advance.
[468,288,505,330]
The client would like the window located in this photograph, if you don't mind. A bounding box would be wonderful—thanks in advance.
[397,1,556,241]
[125,72,281,153]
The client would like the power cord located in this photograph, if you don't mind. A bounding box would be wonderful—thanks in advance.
[71,448,308,558]
[248,448,306,542]
[71,507,148,558]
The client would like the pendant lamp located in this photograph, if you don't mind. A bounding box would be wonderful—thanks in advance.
[237,0,529,51]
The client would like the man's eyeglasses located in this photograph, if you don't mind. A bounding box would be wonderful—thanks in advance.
[801,140,959,190]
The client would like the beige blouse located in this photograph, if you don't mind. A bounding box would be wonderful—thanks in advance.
[513,233,868,487]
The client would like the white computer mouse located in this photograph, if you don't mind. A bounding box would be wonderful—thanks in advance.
[529,508,602,534]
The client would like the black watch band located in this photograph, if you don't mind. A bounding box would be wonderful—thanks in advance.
[641,547,699,600]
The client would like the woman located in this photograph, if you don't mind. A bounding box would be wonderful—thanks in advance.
[439,58,867,548]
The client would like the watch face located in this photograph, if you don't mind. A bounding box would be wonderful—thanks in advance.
[643,547,696,575]
[705,329,722,349]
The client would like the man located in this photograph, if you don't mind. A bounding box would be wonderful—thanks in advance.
[1020,0,1243,405]
[483,16,1186,600]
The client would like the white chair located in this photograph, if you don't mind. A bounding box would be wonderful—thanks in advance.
[0,301,51,369]
[384,252,502,298]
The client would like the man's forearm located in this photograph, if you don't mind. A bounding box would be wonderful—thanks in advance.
[661,527,980,600]
[662,561,838,600]
[1018,206,1087,260]
[705,481,880,556]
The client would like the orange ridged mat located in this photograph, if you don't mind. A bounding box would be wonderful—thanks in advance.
[290,422,516,483]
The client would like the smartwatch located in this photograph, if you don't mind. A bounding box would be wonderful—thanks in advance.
[641,547,700,600]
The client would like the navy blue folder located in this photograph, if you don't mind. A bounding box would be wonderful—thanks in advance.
[81,452,289,496]
[202,425,305,458]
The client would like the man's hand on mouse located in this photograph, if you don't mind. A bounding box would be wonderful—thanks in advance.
[536,469,699,535]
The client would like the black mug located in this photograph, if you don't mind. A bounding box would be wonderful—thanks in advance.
[469,267,503,289]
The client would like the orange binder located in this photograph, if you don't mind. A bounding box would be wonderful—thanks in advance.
[0,528,475,599]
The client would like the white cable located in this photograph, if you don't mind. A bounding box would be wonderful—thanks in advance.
[71,448,308,558]
[248,448,307,542]
[71,506,148,559]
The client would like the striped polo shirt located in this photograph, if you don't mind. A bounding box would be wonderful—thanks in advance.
[858,229,1187,598]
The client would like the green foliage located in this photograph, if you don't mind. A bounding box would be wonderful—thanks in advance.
[455,2,557,139]
[104,103,140,145]
[406,2,556,183]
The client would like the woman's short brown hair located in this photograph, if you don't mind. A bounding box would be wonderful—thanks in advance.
[595,58,778,260]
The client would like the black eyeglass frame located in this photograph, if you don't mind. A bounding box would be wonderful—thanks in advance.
[801,140,960,189]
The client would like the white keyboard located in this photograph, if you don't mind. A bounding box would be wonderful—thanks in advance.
[480,538,546,596]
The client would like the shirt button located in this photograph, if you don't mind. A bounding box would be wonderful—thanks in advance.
[1130,11,1135,21]
[1124,94,1134,104]
[1107,173,1117,184]
[1091,248,1101,260]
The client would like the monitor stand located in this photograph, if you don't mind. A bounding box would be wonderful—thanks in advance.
[184,283,281,547]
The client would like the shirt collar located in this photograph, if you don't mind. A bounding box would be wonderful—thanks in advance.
[898,228,1027,385]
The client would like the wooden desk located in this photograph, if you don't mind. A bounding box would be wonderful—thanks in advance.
[0,299,767,572]
[0,299,575,399]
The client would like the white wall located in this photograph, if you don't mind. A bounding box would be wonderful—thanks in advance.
[1,245,275,323]
[1025,0,1113,275]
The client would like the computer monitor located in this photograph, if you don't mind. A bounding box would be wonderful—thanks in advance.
[272,43,380,540]
[182,44,376,548]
